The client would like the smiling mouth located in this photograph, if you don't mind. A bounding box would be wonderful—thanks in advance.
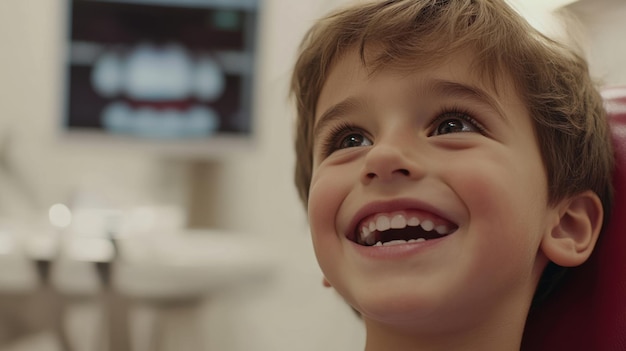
[352,211,458,247]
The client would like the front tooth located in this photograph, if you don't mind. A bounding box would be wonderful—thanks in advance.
[421,220,434,231]
[435,225,449,235]
[390,214,406,229]
[407,217,420,226]
[375,241,383,247]
[376,216,391,231]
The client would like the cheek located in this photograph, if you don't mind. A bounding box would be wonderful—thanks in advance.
[307,169,347,242]
[444,159,550,295]
[445,152,550,255]
[307,172,349,282]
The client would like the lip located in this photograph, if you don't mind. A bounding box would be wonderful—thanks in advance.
[346,198,458,243]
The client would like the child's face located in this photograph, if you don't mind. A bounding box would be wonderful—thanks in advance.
[307,48,558,329]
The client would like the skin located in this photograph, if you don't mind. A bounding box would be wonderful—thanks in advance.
[307,48,571,351]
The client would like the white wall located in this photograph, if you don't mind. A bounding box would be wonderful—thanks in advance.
[567,0,626,86]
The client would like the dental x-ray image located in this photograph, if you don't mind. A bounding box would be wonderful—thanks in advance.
[63,0,258,147]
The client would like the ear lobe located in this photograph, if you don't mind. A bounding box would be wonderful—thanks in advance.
[541,191,604,267]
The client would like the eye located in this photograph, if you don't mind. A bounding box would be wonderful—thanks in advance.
[321,123,372,156]
[429,110,485,136]
[339,133,372,149]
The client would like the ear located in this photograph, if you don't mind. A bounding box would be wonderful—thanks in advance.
[541,190,604,267]
[322,277,332,288]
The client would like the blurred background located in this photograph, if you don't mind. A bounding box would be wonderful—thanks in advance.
[0,0,623,350]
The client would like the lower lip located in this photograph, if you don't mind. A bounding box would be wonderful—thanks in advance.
[348,235,451,260]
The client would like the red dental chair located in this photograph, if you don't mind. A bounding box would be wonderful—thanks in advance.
[522,88,626,351]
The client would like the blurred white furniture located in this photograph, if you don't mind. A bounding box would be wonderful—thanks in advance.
[0,226,276,351]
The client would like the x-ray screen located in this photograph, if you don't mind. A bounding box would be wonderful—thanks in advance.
[62,0,258,151]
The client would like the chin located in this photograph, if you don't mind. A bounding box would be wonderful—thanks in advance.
[349,290,441,325]
[347,284,491,334]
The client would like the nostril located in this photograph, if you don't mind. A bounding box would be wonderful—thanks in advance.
[366,168,410,180]
[396,169,410,176]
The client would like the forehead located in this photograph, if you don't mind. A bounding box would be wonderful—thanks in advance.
[314,47,522,126]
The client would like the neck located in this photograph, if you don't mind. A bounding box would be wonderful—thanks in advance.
[364,320,522,351]
[362,296,530,351]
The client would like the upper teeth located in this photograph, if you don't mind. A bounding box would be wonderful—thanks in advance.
[359,212,454,245]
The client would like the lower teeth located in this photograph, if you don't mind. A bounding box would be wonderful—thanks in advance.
[377,238,427,246]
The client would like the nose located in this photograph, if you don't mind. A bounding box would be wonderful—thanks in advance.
[361,138,425,184]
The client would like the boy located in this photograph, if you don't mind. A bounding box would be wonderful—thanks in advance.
[290,0,614,350]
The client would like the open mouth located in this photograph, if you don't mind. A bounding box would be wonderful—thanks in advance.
[351,210,458,247]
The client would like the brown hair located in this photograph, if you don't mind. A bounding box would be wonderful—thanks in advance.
[291,0,614,222]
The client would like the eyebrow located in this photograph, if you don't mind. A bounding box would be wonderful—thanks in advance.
[313,97,366,141]
[427,79,508,122]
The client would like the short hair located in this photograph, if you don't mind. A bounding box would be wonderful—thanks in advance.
[290,0,614,225]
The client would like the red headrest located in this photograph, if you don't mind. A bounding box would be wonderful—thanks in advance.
[522,87,626,351]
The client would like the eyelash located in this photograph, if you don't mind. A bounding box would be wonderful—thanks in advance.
[321,122,368,157]
[319,107,487,157]
[430,107,487,135]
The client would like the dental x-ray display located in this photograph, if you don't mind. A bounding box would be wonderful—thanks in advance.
[63,0,258,150]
